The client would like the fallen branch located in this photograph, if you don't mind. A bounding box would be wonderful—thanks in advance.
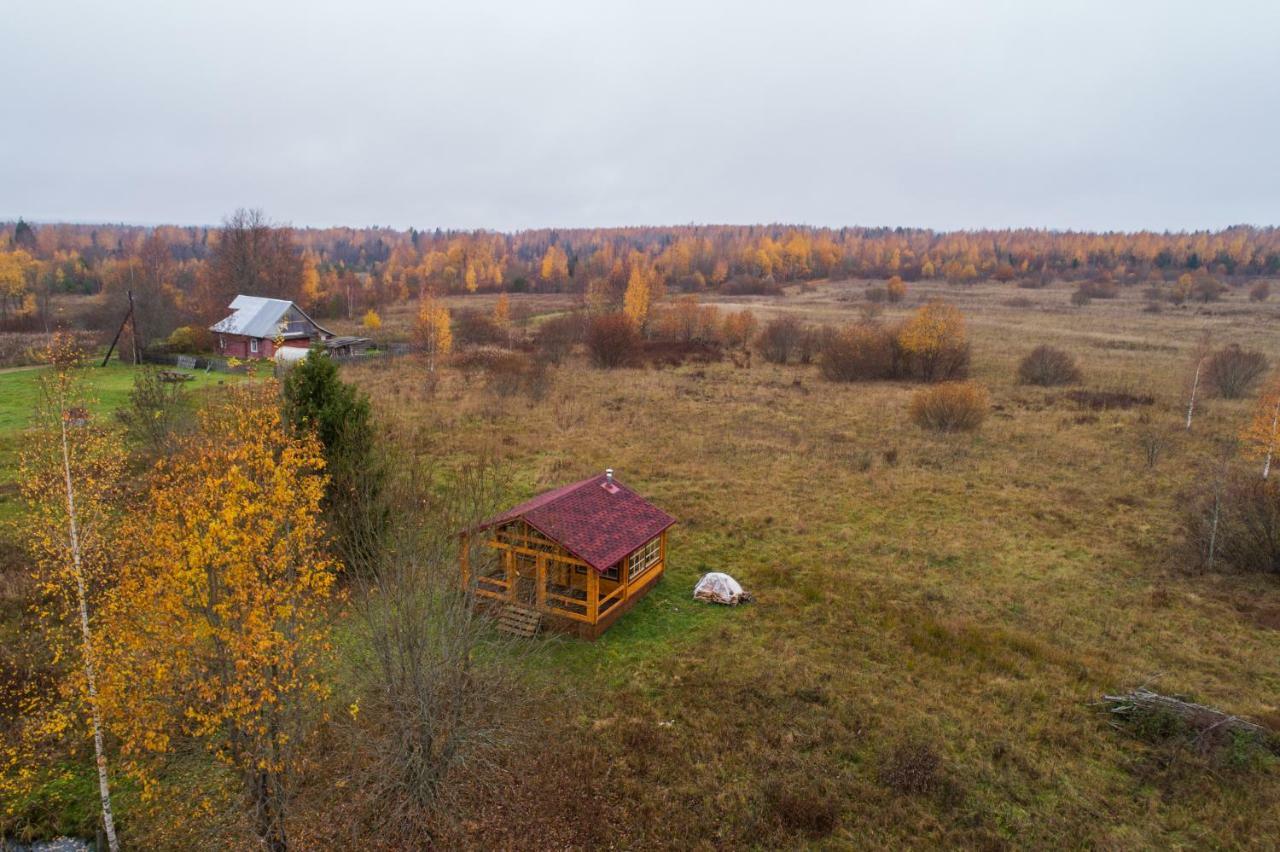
[1101,688,1274,749]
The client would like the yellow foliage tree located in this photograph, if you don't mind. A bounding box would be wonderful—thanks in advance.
[10,335,124,851]
[415,296,453,371]
[623,262,652,330]
[99,381,335,851]
[897,300,968,381]
[0,249,33,317]
[1241,378,1280,479]
[493,292,511,328]
[539,245,569,286]
[362,308,382,332]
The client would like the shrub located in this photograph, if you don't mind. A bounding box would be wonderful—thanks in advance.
[1070,288,1092,307]
[361,309,382,332]
[585,313,639,368]
[865,285,888,304]
[1204,345,1268,399]
[819,324,896,382]
[1078,279,1118,299]
[165,325,214,353]
[721,309,758,349]
[535,312,584,365]
[1017,345,1081,386]
[1185,473,1280,574]
[756,316,805,364]
[896,301,969,381]
[1250,281,1271,302]
[453,309,508,346]
[886,275,907,303]
[909,382,989,432]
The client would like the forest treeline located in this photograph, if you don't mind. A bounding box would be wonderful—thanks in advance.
[2,214,1279,341]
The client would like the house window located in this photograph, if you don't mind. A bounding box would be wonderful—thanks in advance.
[249,338,259,354]
[601,564,620,582]
[627,537,661,581]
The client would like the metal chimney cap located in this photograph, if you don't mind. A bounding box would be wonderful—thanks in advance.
[605,468,614,482]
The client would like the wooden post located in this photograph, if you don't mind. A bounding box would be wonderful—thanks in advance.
[459,533,470,590]
[535,555,547,612]
[100,291,134,367]
[587,568,599,622]
[660,530,668,575]
[504,549,515,602]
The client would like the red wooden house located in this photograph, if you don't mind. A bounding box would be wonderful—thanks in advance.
[209,295,333,359]
[461,470,675,638]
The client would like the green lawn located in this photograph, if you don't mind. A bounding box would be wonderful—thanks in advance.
[0,363,244,519]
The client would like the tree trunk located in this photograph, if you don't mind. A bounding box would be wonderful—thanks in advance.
[60,417,120,852]
[1185,357,1205,431]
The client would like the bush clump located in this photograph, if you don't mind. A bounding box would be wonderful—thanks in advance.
[1249,281,1271,303]
[1204,345,1268,399]
[909,382,989,432]
[1185,473,1280,574]
[1017,345,1081,386]
[818,323,897,382]
[585,313,639,368]
[756,316,806,364]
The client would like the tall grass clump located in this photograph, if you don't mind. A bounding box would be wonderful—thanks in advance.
[909,382,989,432]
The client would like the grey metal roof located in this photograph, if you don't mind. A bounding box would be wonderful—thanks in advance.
[209,295,332,339]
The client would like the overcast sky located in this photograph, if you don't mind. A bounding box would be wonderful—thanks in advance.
[2,0,1278,232]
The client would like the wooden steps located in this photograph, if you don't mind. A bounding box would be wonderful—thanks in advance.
[496,604,542,638]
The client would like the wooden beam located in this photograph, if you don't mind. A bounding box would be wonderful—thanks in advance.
[535,554,547,611]
[587,567,599,623]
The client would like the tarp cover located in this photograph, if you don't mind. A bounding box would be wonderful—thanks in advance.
[693,572,747,605]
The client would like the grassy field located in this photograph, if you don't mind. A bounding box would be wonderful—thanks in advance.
[342,278,1280,848]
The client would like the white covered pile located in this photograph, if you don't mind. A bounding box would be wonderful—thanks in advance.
[692,572,751,606]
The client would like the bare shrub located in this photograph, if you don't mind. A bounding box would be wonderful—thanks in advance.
[338,455,533,842]
[1249,281,1271,303]
[1184,471,1280,574]
[585,313,639,368]
[818,323,896,382]
[535,312,584,365]
[486,352,550,401]
[865,285,888,304]
[1070,288,1092,307]
[1017,345,1081,386]
[116,366,190,456]
[909,382,989,432]
[453,309,508,347]
[1204,345,1268,399]
[757,316,805,364]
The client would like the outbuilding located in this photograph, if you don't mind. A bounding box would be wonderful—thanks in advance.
[209,295,333,359]
[461,470,675,638]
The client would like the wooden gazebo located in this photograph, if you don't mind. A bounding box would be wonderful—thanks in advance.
[461,470,675,638]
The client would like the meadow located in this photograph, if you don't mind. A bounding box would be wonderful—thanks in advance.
[337,277,1280,848]
[3,278,1279,848]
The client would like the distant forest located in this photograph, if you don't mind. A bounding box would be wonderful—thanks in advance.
[2,213,1278,343]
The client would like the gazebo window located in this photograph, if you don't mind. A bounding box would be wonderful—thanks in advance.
[627,538,660,581]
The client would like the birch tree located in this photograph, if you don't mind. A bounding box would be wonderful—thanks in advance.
[16,335,123,852]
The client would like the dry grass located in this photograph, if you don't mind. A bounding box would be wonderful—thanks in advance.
[334,277,1280,846]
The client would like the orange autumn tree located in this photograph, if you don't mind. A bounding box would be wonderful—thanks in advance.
[1241,377,1280,479]
[99,381,336,852]
[896,300,969,381]
[8,335,124,851]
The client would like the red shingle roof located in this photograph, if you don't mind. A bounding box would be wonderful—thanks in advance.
[475,474,676,572]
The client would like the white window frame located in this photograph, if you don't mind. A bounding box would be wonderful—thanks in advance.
[627,537,661,581]
[249,338,259,354]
